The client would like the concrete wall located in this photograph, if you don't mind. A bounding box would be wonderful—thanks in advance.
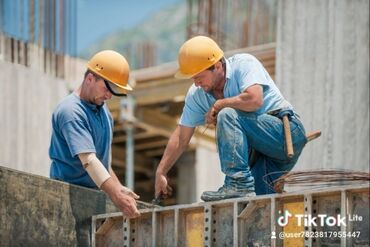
[276,0,369,171]
[195,144,224,201]
[0,166,117,247]
[0,61,68,176]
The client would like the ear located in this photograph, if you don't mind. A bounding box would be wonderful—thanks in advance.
[86,72,95,84]
[215,61,223,71]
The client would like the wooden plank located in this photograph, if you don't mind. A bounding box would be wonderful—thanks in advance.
[135,139,169,151]
[112,132,158,144]
[144,148,166,157]
[95,218,116,235]
[238,201,266,219]
[111,158,153,177]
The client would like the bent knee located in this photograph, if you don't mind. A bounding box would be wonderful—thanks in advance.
[217,107,238,120]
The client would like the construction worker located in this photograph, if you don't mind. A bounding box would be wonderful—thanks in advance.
[155,36,307,201]
[49,50,140,218]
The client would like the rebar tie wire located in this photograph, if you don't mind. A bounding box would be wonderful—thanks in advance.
[262,169,370,193]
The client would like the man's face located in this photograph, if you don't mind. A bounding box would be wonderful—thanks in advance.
[192,62,223,93]
[192,69,216,93]
[88,73,113,105]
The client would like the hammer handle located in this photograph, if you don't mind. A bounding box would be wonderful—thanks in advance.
[283,115,294,158]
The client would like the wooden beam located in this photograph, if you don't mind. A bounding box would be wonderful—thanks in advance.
[132,78,192,106]
[134,121,173,138]
[144,148,166,157]
[136,108,178,133]
[130,61,178,83]
[112,131,158,144]
[96,218,116,235]
[111,158,153,177]
[135,139,169,151]
[111,145,154,167]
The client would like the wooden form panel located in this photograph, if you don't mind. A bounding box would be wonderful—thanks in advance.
[92,185,369,247]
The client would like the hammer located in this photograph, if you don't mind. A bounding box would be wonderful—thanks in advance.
[282,115,294,158]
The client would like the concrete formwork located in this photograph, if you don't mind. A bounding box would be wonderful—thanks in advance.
[92,184,369,246]
[276,0,369,171]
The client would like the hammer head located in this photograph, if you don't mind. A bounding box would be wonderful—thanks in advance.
[151,197,162,206]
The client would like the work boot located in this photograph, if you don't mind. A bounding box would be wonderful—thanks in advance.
[200,185,256,202]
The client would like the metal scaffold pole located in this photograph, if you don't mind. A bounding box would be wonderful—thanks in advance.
[121,94,135,190]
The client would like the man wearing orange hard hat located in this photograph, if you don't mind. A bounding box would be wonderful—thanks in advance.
[49,50,140,218]
[155,36,307,201]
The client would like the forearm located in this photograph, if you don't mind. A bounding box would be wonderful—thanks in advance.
[100,176,121,198]
[78,152,111,188]
[78,153,140,217]
[156,126,193,176]
[109,167,121,184]
[156,140,186,175]
[215,93,262,112]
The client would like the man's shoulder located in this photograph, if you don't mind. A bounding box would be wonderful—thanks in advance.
[53,94,87,123]
[186,84,208,100]
[227,53,264,75]
[228,53,258,64]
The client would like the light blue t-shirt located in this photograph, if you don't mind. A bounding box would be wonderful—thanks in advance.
[49,93,113,188]
[179,54,292,127]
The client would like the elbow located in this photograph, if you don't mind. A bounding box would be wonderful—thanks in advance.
[256,97,263,109]
[251,97,263,111]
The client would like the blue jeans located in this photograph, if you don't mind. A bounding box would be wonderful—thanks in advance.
[216,107,307,195]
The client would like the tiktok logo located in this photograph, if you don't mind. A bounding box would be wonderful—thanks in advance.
[277,210,293,226]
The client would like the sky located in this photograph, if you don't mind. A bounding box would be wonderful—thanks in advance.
[77,0,182,54]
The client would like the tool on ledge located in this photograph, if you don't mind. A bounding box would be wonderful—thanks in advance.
[152,193,164,206]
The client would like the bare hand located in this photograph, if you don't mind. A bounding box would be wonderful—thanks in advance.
[121,186,140,200]
[155,173,173,199]
[112,189,141,218]
[205,106,218,125]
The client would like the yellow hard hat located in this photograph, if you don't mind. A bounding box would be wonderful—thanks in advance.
[175,36,224,79]
[87,50,132,96]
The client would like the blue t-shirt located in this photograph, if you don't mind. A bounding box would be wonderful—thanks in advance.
[179,54,293,127]
[49,93,113,188]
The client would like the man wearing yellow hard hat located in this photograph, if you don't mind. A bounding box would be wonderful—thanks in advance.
[155,36,307,201]
[49,50,140,217]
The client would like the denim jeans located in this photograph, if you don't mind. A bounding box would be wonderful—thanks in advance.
[216,107,307,195]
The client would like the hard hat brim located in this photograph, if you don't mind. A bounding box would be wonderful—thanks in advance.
[174,70,194,79]
[105,80,133,97]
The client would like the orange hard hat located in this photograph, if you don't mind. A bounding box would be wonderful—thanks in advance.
[87,50,132,96]
[175,36,224,79]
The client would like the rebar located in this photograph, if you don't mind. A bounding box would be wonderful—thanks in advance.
[264,169,370,193]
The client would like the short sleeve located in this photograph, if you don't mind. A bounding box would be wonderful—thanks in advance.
[236,57,269,92]
[60,120,96,157]
[179,89,209,127]
[179,102,205,127]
